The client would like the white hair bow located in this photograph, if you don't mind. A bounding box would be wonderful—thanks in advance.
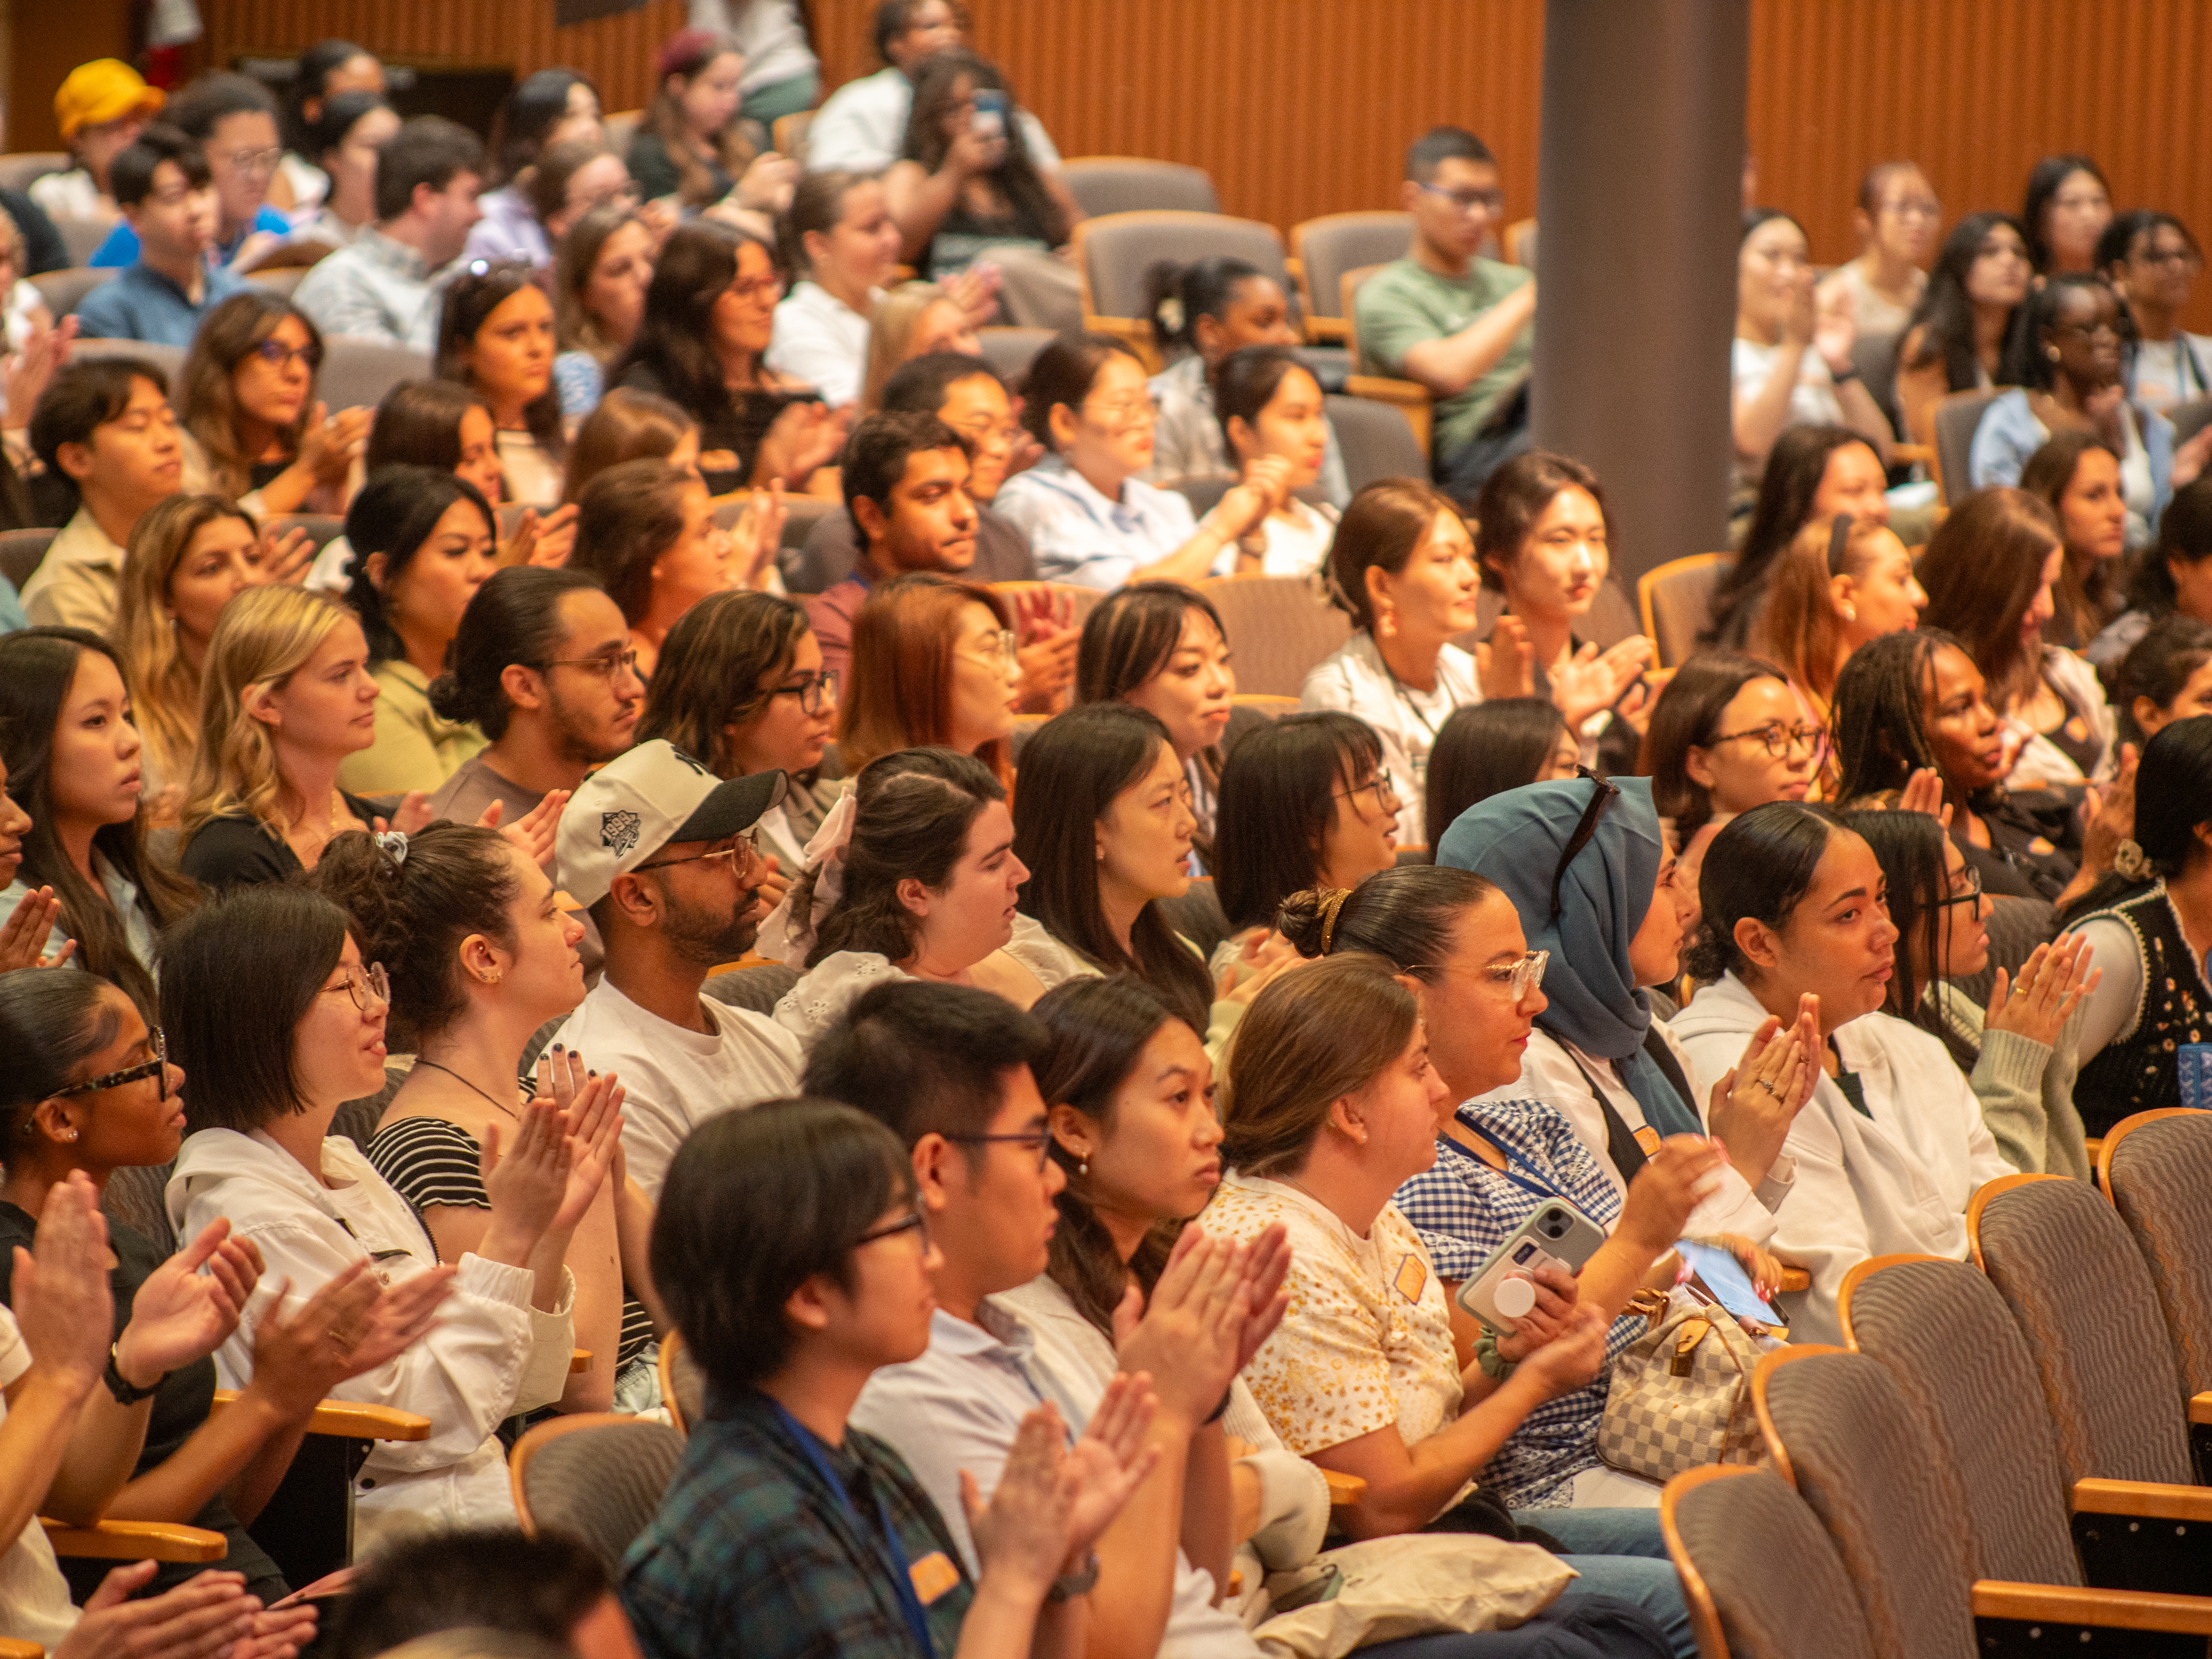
[757,791,857,965]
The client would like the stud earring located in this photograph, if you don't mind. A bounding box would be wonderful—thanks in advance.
[2047,345,2063,362]
[1842,604,1857,621]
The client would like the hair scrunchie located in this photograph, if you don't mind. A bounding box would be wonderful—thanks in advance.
[1317,887,1353,955]
[374,830,410,869]
[757,791,858,965]
[2113,838,2152,883]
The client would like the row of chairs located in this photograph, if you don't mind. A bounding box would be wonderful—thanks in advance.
[1665,1106,2212,1658]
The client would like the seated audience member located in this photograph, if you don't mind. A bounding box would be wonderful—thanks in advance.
[1424,698,1577,853]
[72,126,249,348]
[627,30,792,224]
[1702,425,1889,650]
[1672,804,2014,1344]
[177,291,368,516]
[1211,346,1339,576]
[1843,805,2093,1178]
[507,140,637,280]
[836,572,1021,776]
[0,968,424,1604]
[437,264,567,506]
[426,566,639,841]
[23,370,187,634]
[2116,613,2212,747]
[552,740,803,1200]
[1640,650,1817,900]
[326,1530,629,1659]
[338,467,498,795]
[89,75,290,273]
[0,212,55,359]
[766,171,914,408]
[1475,451,1656,772]
[2023,154,2112,279]
[806,411,981,681]
[1919,487,2113,790]
[560,389,699,503]
[1813,162,1939,338]
[1214,711,1399,977]
[32,58,162,223]
[857,280,980,413]
[1748,511,1925,725]
[2020,430,2129,649]
[797,352,1039,591]
[287,91,399,249]
[611,219,844,495]
[294,116,486,355]
[2065,715,2212,1131]
[270,41,387,221]
[1196,956,1693,1653]
[709,0,821,128]
[114,493,294,803]
[1302,479,1507,843]
[571,458,763,680]
[993,332,1274,590]
[314,823,637,1414]
[809,0,1060,175]
[1734,208,1892,480]
[1973,274,2203,547]
[1894,211,2033,445]
[637,590,843,879]
[551,206,656,419]
[768,747,1042,1046]
[177,585,389,885]
[2101,210,2212,415]
[1144,258,1350,504]
[467,70,607,268]
[0,629,197,1013]
[164,883,582,1545]
[1073,582,1239,856]
[1358,127,1534,504]
[623,1094,1132,1659]
[2088,475,2212,669]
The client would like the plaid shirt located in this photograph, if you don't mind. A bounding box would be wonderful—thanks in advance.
[1394,1097,1647,1510]
[621,1388,974,1659]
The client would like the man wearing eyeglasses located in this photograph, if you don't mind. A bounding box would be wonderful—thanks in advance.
[1356,125,1537,506]
[72,125,248,349]
[552,739,804,1201]
[88,73,293,275]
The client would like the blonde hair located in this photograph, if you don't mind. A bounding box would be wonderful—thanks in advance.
[115,492,257,796]
[859,281,955,414]
[1749,513,1897,712]
[180,584,354,839]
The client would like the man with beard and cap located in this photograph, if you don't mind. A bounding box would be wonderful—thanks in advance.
[551,739,804,1199]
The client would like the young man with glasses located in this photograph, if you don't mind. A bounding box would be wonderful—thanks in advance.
[1357,125,1536,506]
[552,739,804,1200]
[72,126,247,348]
[89,74,293,275]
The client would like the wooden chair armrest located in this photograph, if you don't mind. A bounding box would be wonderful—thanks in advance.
[1321,1469,1367,1507]
[2072,1477,2212,1522]
[210,1389,433,1441]
[0,1637,44,1659]
[1304,315,1349,345]
[1777,1266,1810,1294]
[41,1517,227,1562]
[572,1349,592,1373]
[1892,442,1936,467]
[1972,1580,2212,1636]
[2191,1391,2212,1426]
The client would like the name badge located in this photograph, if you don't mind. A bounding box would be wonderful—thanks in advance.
[1632,1126,1663,1157]
[910,1550,961,1605]
[1393,1253,1428,1304]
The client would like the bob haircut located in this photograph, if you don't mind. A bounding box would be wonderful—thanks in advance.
[1214,711,1383,934]
[1424,698,1569,852]
[1326,477,1467,633]
[161,883,352,1133]
[1916,486,2065,710]
[365,379,488,475]
[638,588,814,777]
[344,466,498,665]
[1473,449,1613,595]
[179,290,326,500]
[1682,800,1847,982]
[838,571,1015,779]
[1639,649,1794,838]
[652,1097,913,1394]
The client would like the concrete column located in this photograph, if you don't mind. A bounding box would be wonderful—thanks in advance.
[1531,0,1749,586]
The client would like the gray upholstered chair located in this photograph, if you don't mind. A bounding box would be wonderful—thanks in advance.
[1636,553,1727,669]
[1661,1464,1876,1659]
[704,961,800,1014]
[510,1414,688,1578]
[1197,573,1351,698]
[0,528,57,594]
[1058,158,1219,220]
[1324,391,1427,494]
[70,337,186,389]
[658,1329,707,1433]
[28,265,117,319]
[318,337,433,414]
[1931,389,1999,506]
[1292,213,1412,345]
[2102,1108,2212,1453]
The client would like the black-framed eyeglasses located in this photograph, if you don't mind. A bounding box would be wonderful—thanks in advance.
[252,338,324,373]
[1708,721,1828,760]
[1334,768,1401,820]
[53,1027,169,1102]
[321,962,391,1013]
[636,831,763,877]
[1936,865,1984,911]
[538,648,641,681]
[1549,766,1619,922]
[856,1208,931,1252]
[765,669,838,716]
[942,1129,1055,1173]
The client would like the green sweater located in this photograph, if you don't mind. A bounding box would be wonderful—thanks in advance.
[1925,981,2092,1181]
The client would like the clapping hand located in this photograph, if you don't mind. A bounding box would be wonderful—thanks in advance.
[1475,614,1536,700]
[500,504,580,570]
[1058,1371,1162,1557]
[1705,998,1819,1185]
[1549,635,1653,728]
[477,789,569,868]
[13,1171,114,1393]
[115,1220,261,1386]
[249,525,317,588]
[0,885,74,970]
[1011,585,1079,711]
[1984,932,2099,1048]
[533,1046,625,1232]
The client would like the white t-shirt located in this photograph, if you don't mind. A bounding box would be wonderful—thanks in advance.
[2126,334,2212,416]
[765,279,878,407]
[1299,630,1481,844]
[555,977,803,1200]
[1732,336,1845,445]
[496,429,564,508]
[1252,501,1340,578]
[0,1306,78,1646]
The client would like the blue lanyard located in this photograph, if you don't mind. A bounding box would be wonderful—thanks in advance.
[769,1400,938,1659]
[1437,1120,1569,1206]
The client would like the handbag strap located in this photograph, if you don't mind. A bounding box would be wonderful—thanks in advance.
[1545,1032,1650,1185]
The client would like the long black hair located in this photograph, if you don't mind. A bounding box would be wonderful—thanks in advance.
[2065,715,2212,921]
[898,50,1068,268]
[1214,712,1383,935]
[2023,154,2108,275]
[1682,801,1845,983]
[1424,699,1568,852]
[1900,212,2031,392]
[1704,425,1879,647]
[343,466,498,667]
[610,219,770,437]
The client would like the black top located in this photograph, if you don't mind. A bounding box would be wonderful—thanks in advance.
[625,131,732,208]
[1,188,69,276]
[247,457,292,491]
[178,792,383,890]
[1956,790,2080,906]
[0,1201,288,1601]
[612,358,822,495]
[2074,882,2210,1134]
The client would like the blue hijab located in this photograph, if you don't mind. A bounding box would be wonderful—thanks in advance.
[1435,774,1703,1138]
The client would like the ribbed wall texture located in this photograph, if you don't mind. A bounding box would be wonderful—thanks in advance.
[174,0,2212,329]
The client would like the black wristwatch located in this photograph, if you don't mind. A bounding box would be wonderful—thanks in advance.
[103,1342,164,1406]
[1045,1552,1100,1603]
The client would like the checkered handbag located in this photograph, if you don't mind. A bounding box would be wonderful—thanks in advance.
[1595,1300,1767,1483]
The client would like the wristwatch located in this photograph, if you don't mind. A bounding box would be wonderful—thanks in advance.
[1045,1552,1101,1603]
[103,1342,164,1406]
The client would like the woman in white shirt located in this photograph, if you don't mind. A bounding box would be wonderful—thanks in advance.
[764,171,906,408]
[992,333,1277,591]
[290,93,397,250]
[1732,210,1893,480]
[163,883,585,1548]
[2103,211,2212,416]
[1813,162,1938,339]
[1215,346,1340,578]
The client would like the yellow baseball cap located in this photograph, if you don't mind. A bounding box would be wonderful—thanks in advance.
[54,59,165,142]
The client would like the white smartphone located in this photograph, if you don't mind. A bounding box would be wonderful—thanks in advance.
[1455,1199,1607,1334]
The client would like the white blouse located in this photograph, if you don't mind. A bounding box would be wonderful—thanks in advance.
[1299,630,1481,844]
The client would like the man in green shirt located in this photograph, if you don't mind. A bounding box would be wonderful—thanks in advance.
[1355,126,1537,505]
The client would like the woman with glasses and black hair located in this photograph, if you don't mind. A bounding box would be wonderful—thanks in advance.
[2100,211,2212,416]
[436,264,567,509]
[177,291,367,520]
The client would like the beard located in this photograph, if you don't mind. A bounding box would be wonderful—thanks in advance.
[658,878,765,969]
[545,680,635,768]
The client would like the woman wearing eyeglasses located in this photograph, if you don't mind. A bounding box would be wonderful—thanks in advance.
[164,882,588,1545]
[1813,163,1939,340]
[436,264,568,509]
[178,291,368,520]
[837,571,1021,781]
[0,968,437,1604]
[2101,211,2212,418]
[1748,510,1925,736]
[1841,806,2094,1177]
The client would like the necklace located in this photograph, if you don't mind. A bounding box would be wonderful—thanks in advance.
[413,1057,521,1120]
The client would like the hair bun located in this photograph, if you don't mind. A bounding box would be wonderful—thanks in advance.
[1275,887,1342,958]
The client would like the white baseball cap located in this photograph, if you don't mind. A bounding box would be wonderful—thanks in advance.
[556,741,787,909]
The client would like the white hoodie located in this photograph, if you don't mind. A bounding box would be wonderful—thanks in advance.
[1669,975,2015,1345]
[167,1128,575,1549]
